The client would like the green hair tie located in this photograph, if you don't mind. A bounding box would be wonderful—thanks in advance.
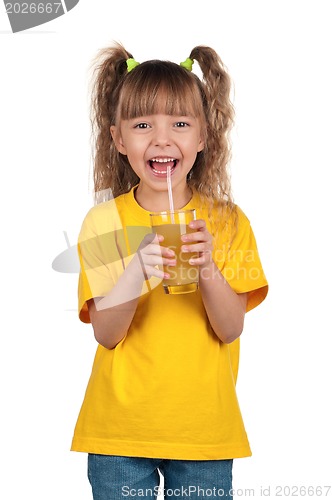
[180,57,194,72]
[126,58,140,73]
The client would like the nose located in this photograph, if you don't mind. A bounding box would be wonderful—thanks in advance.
[152,123,171,147]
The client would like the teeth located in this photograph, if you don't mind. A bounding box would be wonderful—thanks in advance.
[152,167,167,174]
[152,168,167,173]
[150,158,176,163]
[149,158,177,174]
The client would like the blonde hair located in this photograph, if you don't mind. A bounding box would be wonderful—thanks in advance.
[89,42,236,237]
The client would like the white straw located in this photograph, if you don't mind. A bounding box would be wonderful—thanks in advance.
[166,165,175,222]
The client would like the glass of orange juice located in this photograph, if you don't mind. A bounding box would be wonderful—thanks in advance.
[150,209,199,294]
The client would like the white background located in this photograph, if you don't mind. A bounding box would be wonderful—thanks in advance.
[1,1,331,499]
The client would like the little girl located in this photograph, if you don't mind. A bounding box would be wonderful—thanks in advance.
[71,42,268,500]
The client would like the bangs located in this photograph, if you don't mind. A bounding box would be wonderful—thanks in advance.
[118,61,206,121]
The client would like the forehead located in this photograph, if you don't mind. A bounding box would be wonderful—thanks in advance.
[118,67,206,122]
[138,91,198,116]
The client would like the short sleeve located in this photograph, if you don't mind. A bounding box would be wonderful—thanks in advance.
[221,207,268,312]
[77,206,129,324]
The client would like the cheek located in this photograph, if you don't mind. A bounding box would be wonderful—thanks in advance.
[125,148,146,174]
[127,144,145,163]
[188,137,203,155]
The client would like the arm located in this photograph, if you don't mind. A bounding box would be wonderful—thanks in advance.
[87,234,176,349]
[198,261,247,343]
[181,220,247,344]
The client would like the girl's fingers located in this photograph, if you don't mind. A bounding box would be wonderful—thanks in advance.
[140,260,175,280]
[181,242,207,254]
[136,234,177,280]
[140,243,174,257]
[187,219,206,231]
[180,219,213,265]
[146,247,175,260]
[146,266,168,279]
[182,230,211,245]
[187,254,212,265]
[138,252,176,267]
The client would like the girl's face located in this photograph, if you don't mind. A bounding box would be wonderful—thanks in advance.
[111,113,204,206]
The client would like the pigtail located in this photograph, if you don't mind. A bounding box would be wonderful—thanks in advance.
[89,42,139,203]
[189,46,234,202]
[188,45,237,243]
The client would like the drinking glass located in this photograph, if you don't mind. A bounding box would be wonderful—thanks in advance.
[150,209,199,294]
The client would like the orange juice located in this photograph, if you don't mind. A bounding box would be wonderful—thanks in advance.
[150,208,199,294]
[152,223,198,287]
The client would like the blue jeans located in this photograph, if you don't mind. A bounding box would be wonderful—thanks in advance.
[88,454,233,500]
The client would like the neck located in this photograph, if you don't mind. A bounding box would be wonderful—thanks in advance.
[134,183,193,212]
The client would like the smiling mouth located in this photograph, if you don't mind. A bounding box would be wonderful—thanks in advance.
[148,157,178,174]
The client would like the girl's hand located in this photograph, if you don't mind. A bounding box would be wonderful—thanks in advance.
[131,233,176,281]
[181,219,213,267]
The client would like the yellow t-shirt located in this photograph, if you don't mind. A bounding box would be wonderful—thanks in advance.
[71,187,268,460]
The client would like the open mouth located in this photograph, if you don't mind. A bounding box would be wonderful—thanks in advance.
[148,157,178,175]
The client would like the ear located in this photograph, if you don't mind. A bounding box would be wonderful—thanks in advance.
[110,125,127,155]
[197,136,205,153]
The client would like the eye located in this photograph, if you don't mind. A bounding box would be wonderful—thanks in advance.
[134,122,150,129]
[175,121,189,128]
